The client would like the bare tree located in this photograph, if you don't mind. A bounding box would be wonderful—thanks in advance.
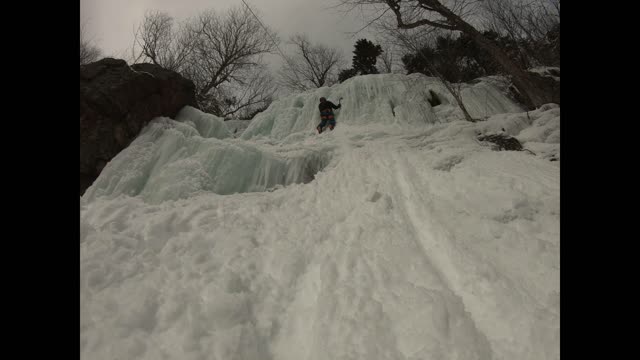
[132,11,196,71]
[373,14,476,121]
[340,0,555,109]
[392,28,475,122]
[278,34,346,92]
[480,0,560,66]
[80,23,102,65]
[130,6,278,117]
[183,6,278,113]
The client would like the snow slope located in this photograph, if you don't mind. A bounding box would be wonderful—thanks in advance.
[81,73,559,360]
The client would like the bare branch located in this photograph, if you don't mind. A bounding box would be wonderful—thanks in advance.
[386,0,458,30]
[347,7,393,37]
[80,23,102,65]
[278,34,346,92]
[217,65,276,118]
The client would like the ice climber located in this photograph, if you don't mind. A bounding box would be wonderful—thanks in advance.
[317,97,342,134]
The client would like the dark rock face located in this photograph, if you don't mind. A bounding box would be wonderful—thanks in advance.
[80,58,197,196]
[508,68,560,108]
[529,70,560,106]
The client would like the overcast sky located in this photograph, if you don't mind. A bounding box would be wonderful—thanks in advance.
[80,0,382,70]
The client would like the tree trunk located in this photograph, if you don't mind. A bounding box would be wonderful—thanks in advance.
[427,1,555,109]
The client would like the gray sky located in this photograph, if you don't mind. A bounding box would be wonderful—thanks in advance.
[80,0,381,70]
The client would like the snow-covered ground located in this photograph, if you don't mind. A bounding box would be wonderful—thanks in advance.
[81,73,559,360]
